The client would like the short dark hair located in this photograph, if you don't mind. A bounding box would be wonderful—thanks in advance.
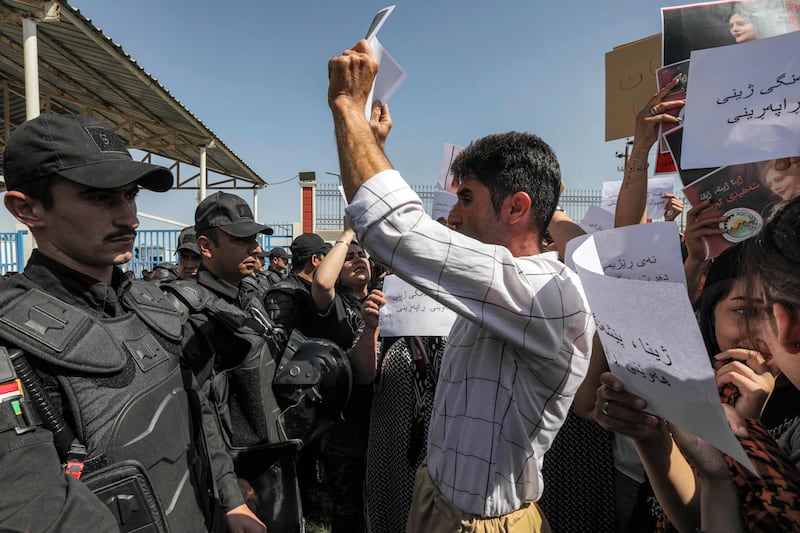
[11,175,60,211]
[197,227,220,246]
[450,131,561,237]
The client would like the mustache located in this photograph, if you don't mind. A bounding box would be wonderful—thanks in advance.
[105,228,137,241]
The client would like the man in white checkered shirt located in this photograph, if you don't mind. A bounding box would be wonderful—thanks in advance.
[328,40,595,533]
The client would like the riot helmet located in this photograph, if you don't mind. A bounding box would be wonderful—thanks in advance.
[273,330,352,443]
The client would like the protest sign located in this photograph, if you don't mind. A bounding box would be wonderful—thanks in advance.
[682,163,777,259]
[578,205,615,234]
[431,190,457,222]
[379,275,456,337]
[566,223,754,474]
[601,177,674,219]
[605,34,661,141]
[664,126,719,186]
[682,30,800,168]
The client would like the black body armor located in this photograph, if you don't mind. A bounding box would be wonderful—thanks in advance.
[0,282,219,533]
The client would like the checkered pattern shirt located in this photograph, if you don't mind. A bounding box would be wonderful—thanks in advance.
[347,170,595,517]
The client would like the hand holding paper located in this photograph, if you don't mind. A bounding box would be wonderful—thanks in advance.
[363,6,407,119]
[566,223,755,474]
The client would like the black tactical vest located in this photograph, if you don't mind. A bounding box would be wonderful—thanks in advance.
[0,281,218,532]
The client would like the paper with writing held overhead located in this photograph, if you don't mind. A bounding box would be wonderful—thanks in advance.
[566,223,755,475]
[600,177,674,220]
[579,205,615,234]
[363,6,407,120]
[682,31,800,168]
[379,275,456,337]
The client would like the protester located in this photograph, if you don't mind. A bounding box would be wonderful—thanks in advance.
[265,232,331,345]
[310,227,383,533]
[365,335,447,533]
[594,196,800,532]
[328,40,594,532]
[0,113,262,532]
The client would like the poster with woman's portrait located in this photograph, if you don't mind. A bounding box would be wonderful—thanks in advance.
[662,0,793,66]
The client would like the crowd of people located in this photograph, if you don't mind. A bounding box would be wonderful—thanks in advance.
[1,25,800,533]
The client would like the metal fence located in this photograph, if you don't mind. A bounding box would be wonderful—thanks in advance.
[0,225,294,277]
[0,230,27,275]
[125,224,295,277]
[315,183,437,229]
[315,183,687,231]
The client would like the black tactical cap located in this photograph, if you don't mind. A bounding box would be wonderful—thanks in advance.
[3,114,173,192]
[176,226,201,255]
[269,247,289,259]
[290,233,329,265]
[194,191,273,237]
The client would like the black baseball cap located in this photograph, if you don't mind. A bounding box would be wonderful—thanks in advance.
[194,191,273,237]
[3,114,173,192]
[269,247,289,259]
[290,233,329,265]
[176,226,201,255]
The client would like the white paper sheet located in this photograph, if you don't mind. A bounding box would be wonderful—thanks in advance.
[431,189,457,222]
[579,205,615,234]
[566,224,755,474]
[600,177,675,219]
[682,31,800,168]
[378,275,456,337]
[363,6,407,120]
[437,143,464,193]
[365,5,395,40]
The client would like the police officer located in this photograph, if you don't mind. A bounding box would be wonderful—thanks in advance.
[149,226,202,282]
[162,191,305,531]
[265,247,289,285]
[0,114,264,532]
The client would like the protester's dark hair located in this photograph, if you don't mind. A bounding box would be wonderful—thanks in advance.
[694,278,735,356]
[11,175,59,211]
[450,131,561,237]
[743,196,800,333]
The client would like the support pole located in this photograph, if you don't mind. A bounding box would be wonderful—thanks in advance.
[22,18,40,120]
[199,144,207,201]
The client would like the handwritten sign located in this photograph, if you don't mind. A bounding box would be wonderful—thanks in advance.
[567,226,755,474]
[578,205,615,234]
[379,274,456,337]
[682,30,800,168]
[605,34,661,141]
[431,190,457,222]
[565,222,686,287]
[601,177,674,219]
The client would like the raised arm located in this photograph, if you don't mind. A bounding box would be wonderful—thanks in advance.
[328,40,393,202]
[615,77,683,228]
[346,289,385,384]
[312,228,356,311]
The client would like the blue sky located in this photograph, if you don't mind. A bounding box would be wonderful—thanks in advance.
[2,0,694,231]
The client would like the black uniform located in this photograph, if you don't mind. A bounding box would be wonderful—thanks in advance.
[264,267,283,286]
[163,267,302,532]
[0,251,242,532]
